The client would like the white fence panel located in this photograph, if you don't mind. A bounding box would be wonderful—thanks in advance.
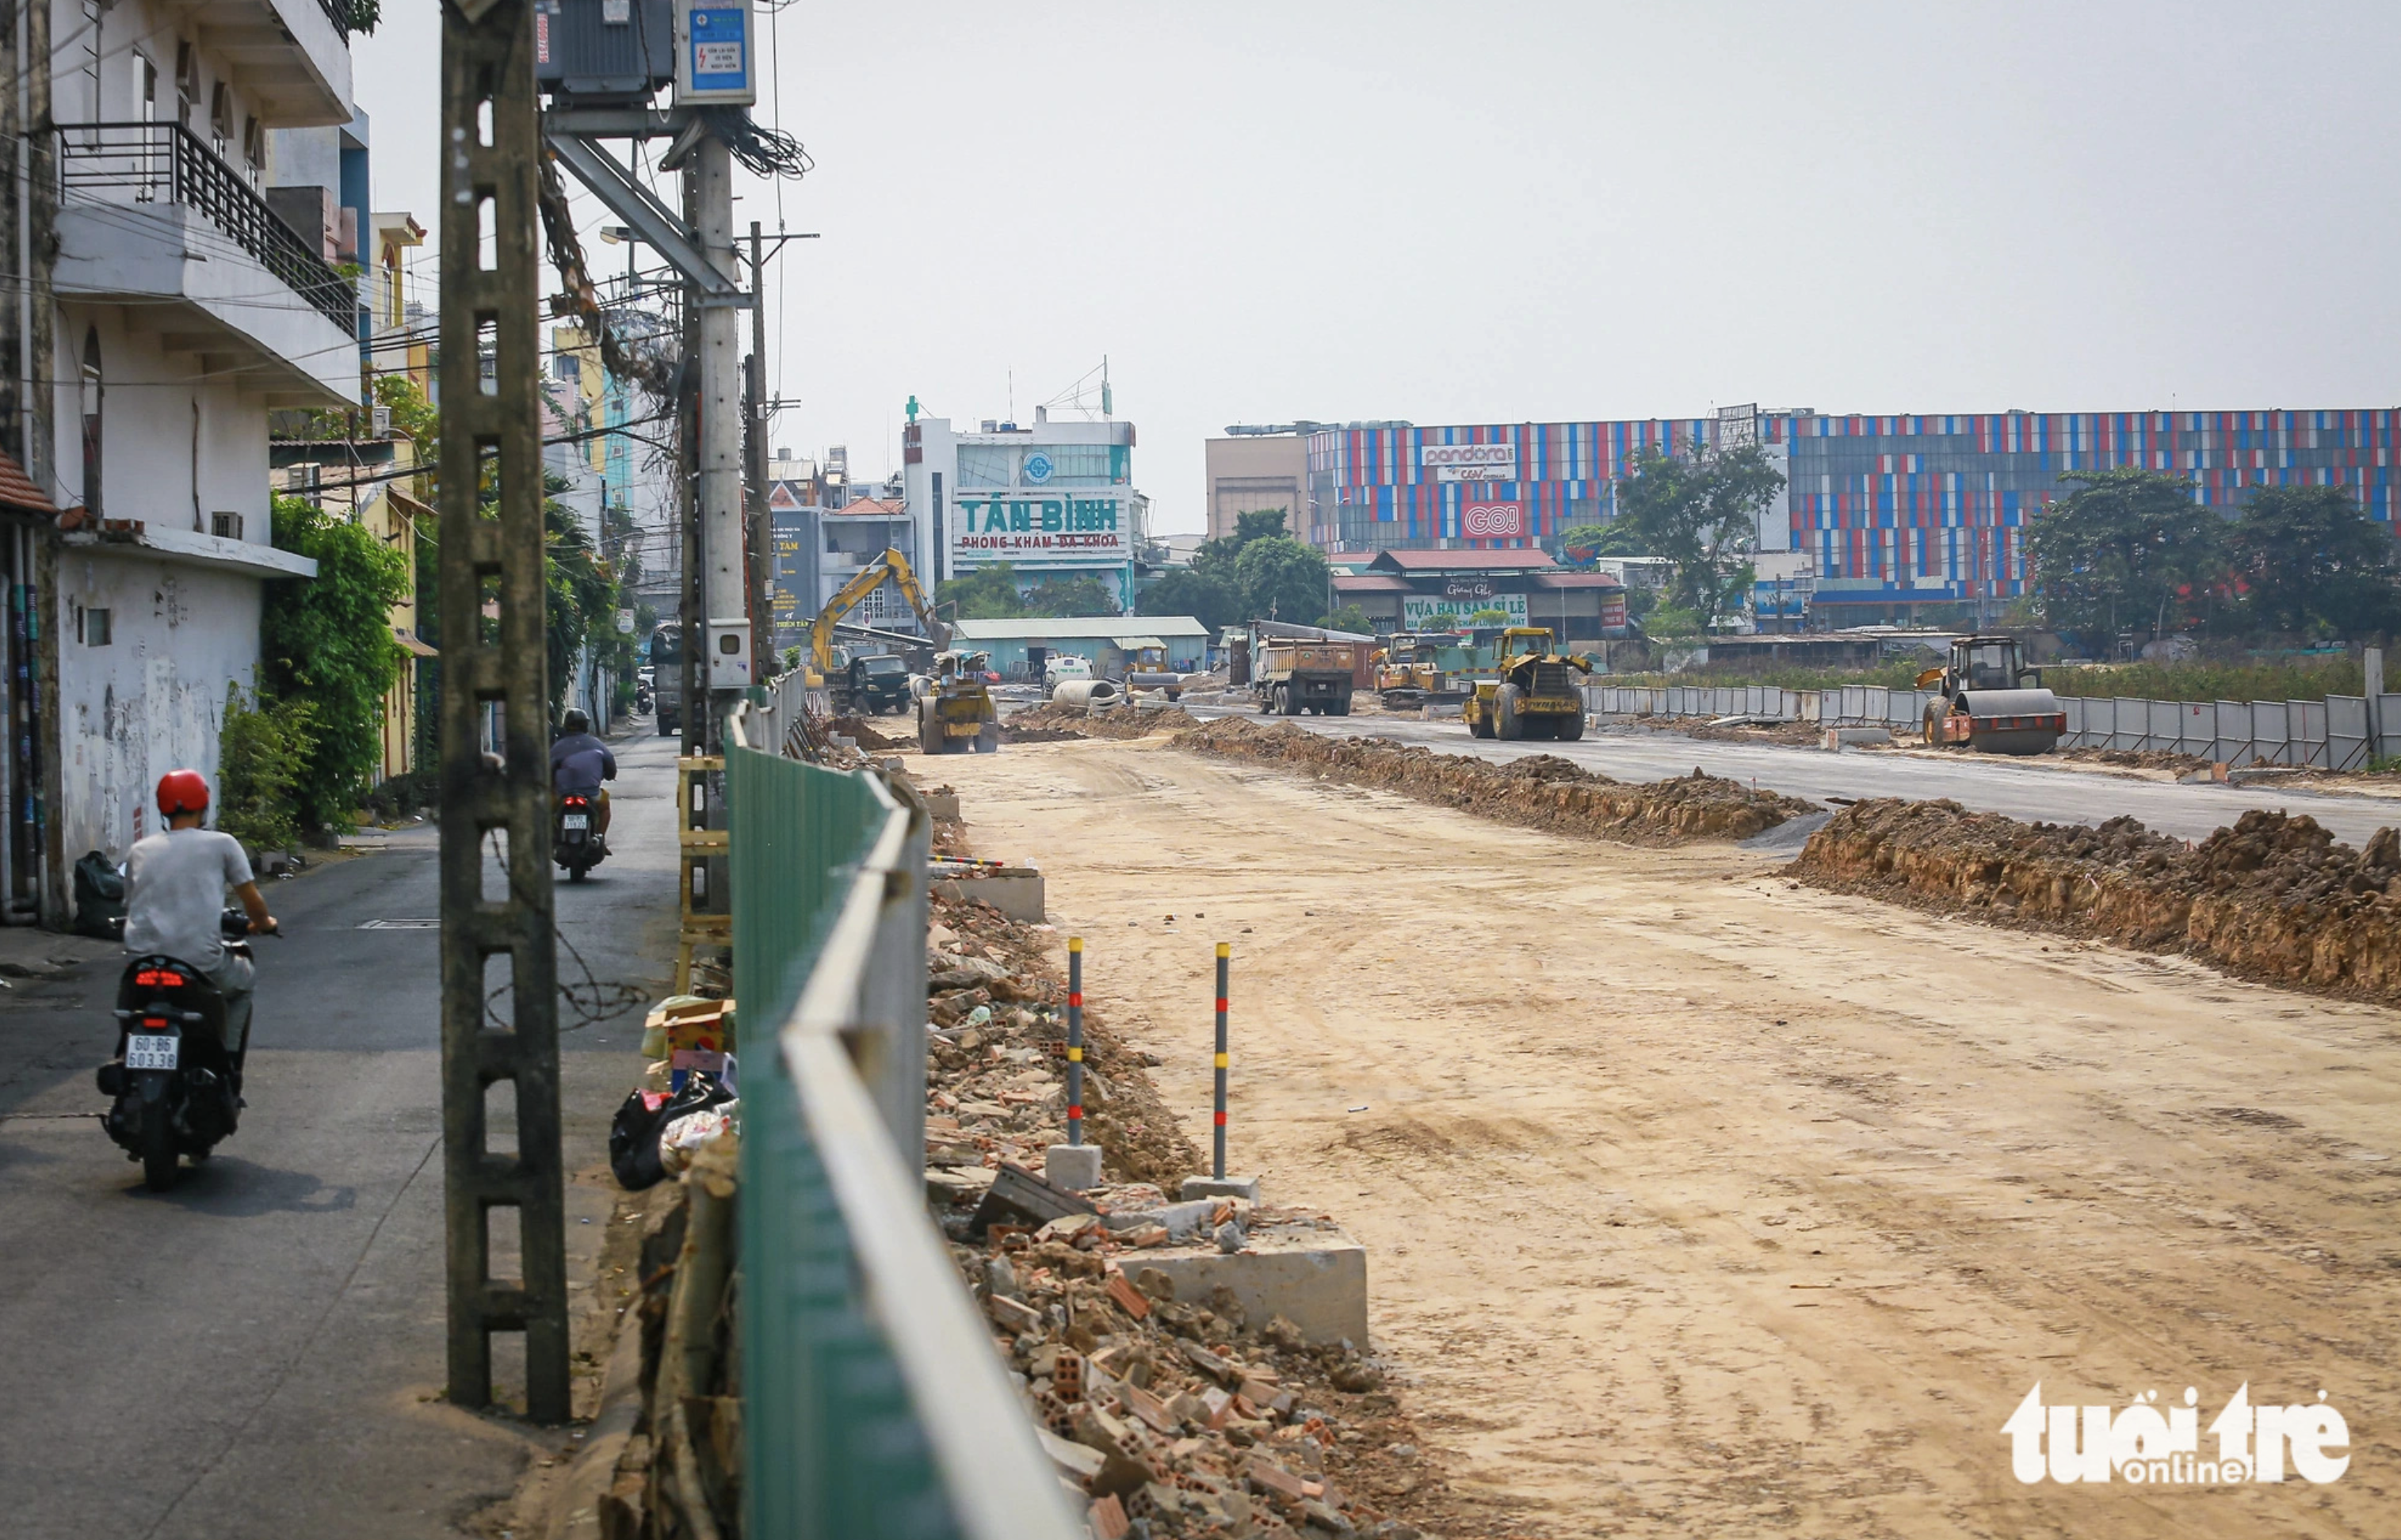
[2213,700,2252,767]
[2329,696,2370,770]
[2252,699,2291,766]
[2109,699,2144,752]
[2293,699,2328,768]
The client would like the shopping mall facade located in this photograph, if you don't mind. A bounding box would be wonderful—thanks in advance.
[1212,406,2401,623]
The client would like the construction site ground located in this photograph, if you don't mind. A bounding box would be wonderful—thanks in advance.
[932,732,2399,1539]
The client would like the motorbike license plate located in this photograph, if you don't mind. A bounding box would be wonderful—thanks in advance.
[125,1034,178,1070]
[563,813,589,830]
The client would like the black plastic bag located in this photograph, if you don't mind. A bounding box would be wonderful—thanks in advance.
[609,1072,733,1191]
[73,850,125,940]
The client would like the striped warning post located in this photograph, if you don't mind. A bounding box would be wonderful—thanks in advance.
[1212,942,1230,1180]
[1067,936,1085,1146]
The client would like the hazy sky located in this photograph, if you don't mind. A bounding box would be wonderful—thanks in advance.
[359,2,2401,535]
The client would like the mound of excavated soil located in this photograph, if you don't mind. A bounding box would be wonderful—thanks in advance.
[826,714,905,749]
[1180,719,1812,845]
[1791,799,2401,1003]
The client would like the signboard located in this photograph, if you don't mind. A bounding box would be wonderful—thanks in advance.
[676,0,756,104]
[615,608,636,635]
[1403,593,1529,630]
[1023,450,1055,484]
[1422,442,1517,482]
[949,491,1132,563]
[1460,501,1525,539]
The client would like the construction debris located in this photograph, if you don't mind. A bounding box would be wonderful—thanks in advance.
[926,879,1459,1537]
[1792,799,2401,1004]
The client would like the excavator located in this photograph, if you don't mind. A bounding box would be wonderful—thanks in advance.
[807,548,949,714]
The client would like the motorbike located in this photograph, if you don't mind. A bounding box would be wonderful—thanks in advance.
[96,908,263,1191]
[556,791,606,881]
[636,680,655,715]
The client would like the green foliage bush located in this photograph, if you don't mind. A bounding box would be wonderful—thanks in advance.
[2044,656,2365,702]
[216,686,315,854]
[262,494,410,834]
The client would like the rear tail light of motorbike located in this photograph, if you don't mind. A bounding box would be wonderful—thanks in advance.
[142,1017,166,1029]
[562,795,590,809]
[134,969,185,987]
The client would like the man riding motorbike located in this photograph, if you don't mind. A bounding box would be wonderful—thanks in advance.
[121,770,277,1063]
[549,708,617,845]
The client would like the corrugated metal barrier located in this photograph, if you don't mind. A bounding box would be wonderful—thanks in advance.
[727,703,1080,1540]
[1581,684,2392,770]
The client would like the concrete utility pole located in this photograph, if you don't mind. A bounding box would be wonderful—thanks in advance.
[746,221,770,664]
[690,137,746,748]
[437,0,568,1424]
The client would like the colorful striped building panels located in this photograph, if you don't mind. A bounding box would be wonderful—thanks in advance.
[1300,407,2400,612]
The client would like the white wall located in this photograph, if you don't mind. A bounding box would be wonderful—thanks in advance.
[55,551,263,860]
[52,303,273,539]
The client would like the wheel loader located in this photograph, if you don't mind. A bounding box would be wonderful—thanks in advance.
[1462,626,1591,741]
[1915,634,2064,755]
[1374,631,1470,709]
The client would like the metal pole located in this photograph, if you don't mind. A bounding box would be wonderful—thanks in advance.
[1212,942,1229,1180]
[1065,936,1083,1146]
[746,221,771,668]
[690,136,744,746]
[437,0,567,1424]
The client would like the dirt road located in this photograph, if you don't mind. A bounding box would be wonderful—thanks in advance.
[937,734,2399,1538]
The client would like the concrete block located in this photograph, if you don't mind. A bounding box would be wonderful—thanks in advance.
[923,789,961,821]
[1821,726,1891,749]
[1102,1198,1215,1240]
[1420,703,1465,720]
[931,867,1045,921]
[1137,1218,1368,1348]
[1045,1143,1104,1191]
[1180,1174,1262,1203]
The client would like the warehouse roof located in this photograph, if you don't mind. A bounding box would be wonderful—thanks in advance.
[1366,548,1559,574]
[1331,574,1413,593]
[1531,571,1624,589]
[952,616,1211,642]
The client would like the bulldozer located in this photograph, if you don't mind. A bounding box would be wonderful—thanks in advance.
[1915,635,2064,755]
[1375,631,1470,709]
[917,649,1001,755]
[1462,626,1591,741]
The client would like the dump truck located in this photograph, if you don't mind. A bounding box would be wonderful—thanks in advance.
[1463,626,1590,741]
[1916,634,2063,755]
[1375,631,1470,709]
[1254,637,1358,716]
[918,649,1001,754]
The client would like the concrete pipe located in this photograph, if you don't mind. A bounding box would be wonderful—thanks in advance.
[1051,679,1124,715]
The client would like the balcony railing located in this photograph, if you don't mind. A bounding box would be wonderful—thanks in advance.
[53,121,357,333]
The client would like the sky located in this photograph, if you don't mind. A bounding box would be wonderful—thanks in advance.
[357,1,2401,536]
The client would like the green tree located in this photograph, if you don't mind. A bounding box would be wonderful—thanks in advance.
[1614,444,1785,619]
[1233,536,1332,624]
[263,494,410,833]
[1137,566,1237,632]
[1558,520,1647,559]
[1642,604,1705,638]
[543,478,620,721]
[1317,604,1376,635]
[937,563,1029,619]
[216,686,315,853]
[2022,469,2227,642]
[1022,573,1122,618]
[2228,484,2399,638]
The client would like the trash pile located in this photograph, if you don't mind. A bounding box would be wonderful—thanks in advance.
[1792,799,2401,1004]
[926,890,1456,1538]
[611,995,740,1191]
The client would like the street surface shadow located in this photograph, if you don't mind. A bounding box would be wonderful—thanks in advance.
[116,1156,359,1215]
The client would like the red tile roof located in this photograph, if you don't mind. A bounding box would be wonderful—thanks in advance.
[832,497,906,517]
[1367,547,1559,573]
[1331,574,1413,593]
[0,448,58,515]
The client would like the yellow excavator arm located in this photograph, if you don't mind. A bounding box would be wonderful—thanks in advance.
[807,547,948,681]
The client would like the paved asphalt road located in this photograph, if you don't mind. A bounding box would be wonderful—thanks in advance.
[1178,702,2401,846]
[0,729,679,1540]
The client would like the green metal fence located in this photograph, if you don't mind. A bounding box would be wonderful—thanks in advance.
[728,706,1078,1540]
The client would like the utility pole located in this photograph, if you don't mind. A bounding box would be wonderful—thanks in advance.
[690,136,746,748]
[746,220,770,667]
[437,0,568,1424]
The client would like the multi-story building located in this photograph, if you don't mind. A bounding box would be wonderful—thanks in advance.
[1271,407,2401,628]
[902,409,1148,612]
[38,0,361,898]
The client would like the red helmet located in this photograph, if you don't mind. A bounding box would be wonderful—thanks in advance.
[156,769,210,818]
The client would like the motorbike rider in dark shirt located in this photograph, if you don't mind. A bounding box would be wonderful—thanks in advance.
[549,708,617,844]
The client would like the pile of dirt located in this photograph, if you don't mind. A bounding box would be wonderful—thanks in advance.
[2063,745,2215,774]
[1006,701,1205,741]
[1181,718,1813,845]
[1790,800,2401,1003]
[926,865,1456,1538]
[826,714,905,749]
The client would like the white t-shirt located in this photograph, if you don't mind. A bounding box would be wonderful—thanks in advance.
[123,828,254,971]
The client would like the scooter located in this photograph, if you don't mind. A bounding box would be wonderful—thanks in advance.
[556,791,606,882]
[96,909,265,1191]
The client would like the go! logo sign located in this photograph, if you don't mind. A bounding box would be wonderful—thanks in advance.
[1460,501,1524,538]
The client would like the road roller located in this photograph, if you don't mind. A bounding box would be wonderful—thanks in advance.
[1917,635,2065,755]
